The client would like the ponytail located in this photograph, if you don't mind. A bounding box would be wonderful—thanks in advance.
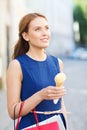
[12,37,29,59]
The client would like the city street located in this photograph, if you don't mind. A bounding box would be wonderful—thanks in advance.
[63,58,87,130]
[0,58,87,130]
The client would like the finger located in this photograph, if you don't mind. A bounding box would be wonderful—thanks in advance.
[47,90,66,99]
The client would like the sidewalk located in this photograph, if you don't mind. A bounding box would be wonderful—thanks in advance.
[0,89,13,130]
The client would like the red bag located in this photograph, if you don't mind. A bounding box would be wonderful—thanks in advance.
[14,101,60,130]
[24,121,59,130]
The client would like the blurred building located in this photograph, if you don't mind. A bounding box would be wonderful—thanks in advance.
[0,0,8,89]
[0,0,74,88]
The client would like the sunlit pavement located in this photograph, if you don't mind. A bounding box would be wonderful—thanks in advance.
[63,58,87,130]
[0,58,87,130]
[0,90,13,130]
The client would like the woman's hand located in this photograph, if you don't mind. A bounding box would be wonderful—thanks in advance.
[39,86,66,101]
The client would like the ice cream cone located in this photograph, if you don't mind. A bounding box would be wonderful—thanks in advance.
[53,72,66,104]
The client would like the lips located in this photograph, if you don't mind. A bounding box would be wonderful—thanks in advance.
[40,38,48,42]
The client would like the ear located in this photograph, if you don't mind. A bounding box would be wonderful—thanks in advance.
[22,32,29,41]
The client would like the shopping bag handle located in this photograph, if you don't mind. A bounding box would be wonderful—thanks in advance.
[14,101,38,130]
[14,101,25,130]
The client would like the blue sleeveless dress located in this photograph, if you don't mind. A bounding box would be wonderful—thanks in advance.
[16,54,66,129]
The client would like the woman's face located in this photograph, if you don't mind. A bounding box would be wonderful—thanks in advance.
[26,17,51,49]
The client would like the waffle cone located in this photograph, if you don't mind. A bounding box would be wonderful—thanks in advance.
[56,82,63,87]
[54,72,66,87]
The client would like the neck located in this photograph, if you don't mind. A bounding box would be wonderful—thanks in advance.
[26,48,46,61]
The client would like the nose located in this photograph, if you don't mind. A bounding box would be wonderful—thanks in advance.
[41,29,47,35]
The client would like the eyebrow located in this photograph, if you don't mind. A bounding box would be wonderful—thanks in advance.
[34,24,49,28]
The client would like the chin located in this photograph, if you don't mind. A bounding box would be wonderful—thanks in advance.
[43,44,49,48]
[43,42,49,47]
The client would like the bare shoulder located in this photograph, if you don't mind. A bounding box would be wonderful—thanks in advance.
[7,59,22,77]
[7,59,21,70]
[57,58,63,72]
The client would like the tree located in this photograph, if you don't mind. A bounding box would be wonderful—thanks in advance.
[73,0,87,46]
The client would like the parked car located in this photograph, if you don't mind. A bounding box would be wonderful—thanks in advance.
[69,47,87,60]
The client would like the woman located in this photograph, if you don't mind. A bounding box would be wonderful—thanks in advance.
[7,13,68,130]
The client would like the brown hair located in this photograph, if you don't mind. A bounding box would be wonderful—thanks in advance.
[12,13,47,59]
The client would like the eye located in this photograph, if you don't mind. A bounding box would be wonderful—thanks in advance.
[35,27,41,31]
[45,26,49,30]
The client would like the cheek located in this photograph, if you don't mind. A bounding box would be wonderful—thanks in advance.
[48,30,51,36]
[30,32,40,39]
[29,34,38,42]
[29,34,40,44]
[48,32,51,40]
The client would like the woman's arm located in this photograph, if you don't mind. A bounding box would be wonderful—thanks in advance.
[6,60,43,119]
[58,58,68,129]
[7,60,22,119]
[62,98,68,129]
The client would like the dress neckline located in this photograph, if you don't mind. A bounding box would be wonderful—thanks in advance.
[25,54,48,63]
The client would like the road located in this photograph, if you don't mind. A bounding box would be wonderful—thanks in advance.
[63,58,87,130]
[0,58,87,130]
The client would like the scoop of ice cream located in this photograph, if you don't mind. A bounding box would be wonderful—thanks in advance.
[54,72,67,87]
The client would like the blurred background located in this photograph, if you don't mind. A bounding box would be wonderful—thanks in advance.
[0,0,87,129]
